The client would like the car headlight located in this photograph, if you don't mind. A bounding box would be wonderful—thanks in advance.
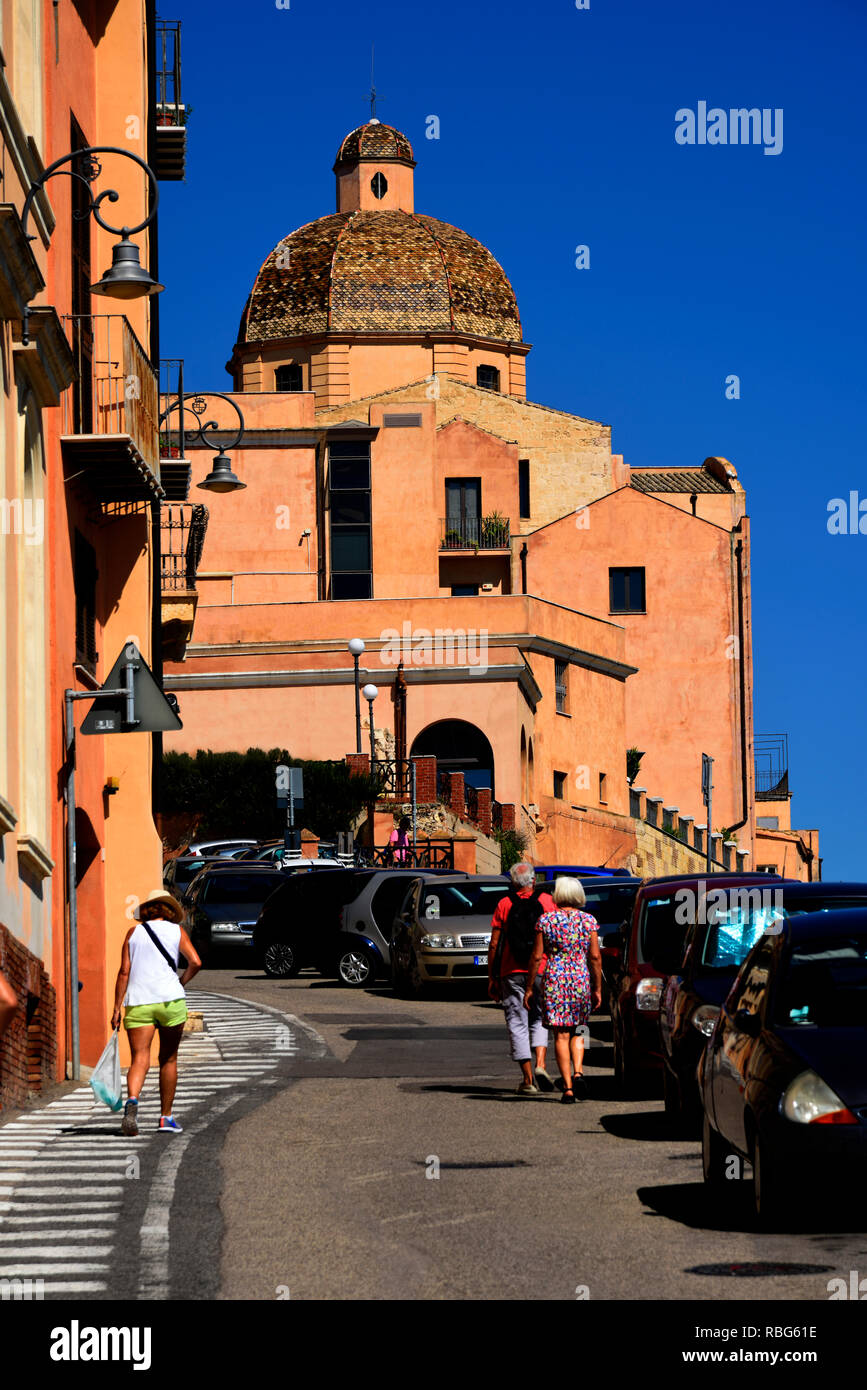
[781,1070,857,1125]
[691,1004,720,1037]
[635,977,663,1011]
[420,934,457,949]
[211,921,242,933]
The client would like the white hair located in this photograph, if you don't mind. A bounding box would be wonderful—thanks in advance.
[553,876,586,908]
[510,862,535,889]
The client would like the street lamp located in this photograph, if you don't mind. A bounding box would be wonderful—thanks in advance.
[159,391,247,493]
[362,683,378,767]
[20,146,163,343]
[348,638,365,753]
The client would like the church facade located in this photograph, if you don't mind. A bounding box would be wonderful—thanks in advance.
[163,119,761,870]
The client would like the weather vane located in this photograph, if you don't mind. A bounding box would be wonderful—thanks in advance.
[367,42,383,121]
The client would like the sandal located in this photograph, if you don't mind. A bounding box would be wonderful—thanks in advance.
[560,1088,576,1105]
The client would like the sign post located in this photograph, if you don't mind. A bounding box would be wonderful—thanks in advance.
[276,764,303,856]
[702,753,714,876]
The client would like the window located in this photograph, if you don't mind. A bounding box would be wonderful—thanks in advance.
[329,441,372,599]
[756,816,779,830]
[445,478,481,546]
[599,772,608,804]
[554,659,569,714]
[202,874,285,905]
[476,364,500,391]
[371,172,388,199]
[518,459,531,518]
[74,531,98,671]
[371,878,417,938]
[451,584,479,597]
[275,363,303,392]
[729,942,775,1021]
[609,567,646,613]
[421,882,508,918]
[553,770,567,800]
[756,864,778,875]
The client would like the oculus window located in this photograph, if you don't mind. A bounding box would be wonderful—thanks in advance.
[371,172,388,199]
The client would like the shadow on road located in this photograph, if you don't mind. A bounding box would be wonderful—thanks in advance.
[600,1110,675,1141]
[638,1181,867,1235]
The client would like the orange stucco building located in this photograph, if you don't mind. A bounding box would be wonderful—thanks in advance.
[163,119,773,875]
[1,0,184,1100]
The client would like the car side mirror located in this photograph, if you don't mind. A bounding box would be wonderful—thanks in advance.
[733,1008,761,1037]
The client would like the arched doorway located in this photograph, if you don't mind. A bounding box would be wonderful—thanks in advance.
[411,719,495,794]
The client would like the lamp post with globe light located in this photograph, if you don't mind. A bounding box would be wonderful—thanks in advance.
[348,639,365,753]
[362,684,378,768]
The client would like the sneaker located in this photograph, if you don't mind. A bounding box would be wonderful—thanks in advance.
[515,1081,539,1096]
[121,1099,138,1137]
[534,1068,555,1093]
[158,1115,183,1133]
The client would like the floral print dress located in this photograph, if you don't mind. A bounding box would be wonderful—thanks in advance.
[538,909,598,1027]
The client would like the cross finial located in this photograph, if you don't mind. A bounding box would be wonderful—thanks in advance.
[367,42,383,121]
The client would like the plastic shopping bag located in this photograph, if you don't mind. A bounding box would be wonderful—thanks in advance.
[89,1029,123,1112]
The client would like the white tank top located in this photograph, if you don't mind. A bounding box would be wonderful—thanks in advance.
[125,919,186,1006]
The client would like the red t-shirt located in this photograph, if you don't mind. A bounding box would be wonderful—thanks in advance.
[491,889,555,977]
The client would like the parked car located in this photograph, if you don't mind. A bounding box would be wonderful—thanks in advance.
[237,841,345,870]
[610,873,782,1094]
[186,839,257,858]
[389,874,510,997]
[533,864,633,882]
[659,880,867,1127]
[699,906,867,1224]
[252,869,378,978]
[657,881,788,1127]
[163,855,226,902]
[333,868,472,986]
[184,864,288,964]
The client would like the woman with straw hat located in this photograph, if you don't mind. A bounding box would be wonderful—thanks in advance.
[110,889,201,1136]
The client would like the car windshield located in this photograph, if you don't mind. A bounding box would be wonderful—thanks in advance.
[421,882,506,919]
[581,885,638,925]
[204,875,285,904]
[783,896,867,916]
[699,901,786,970]
[776,935,867,1027]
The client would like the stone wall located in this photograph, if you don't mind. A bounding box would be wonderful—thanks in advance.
[0,926,57,1112]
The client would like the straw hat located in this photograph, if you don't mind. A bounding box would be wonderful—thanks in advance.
[134,889,185,924]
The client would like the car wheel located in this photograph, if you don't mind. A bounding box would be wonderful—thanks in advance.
[337,946,375,988]
[702,1112,731,1187]
[262,940,300,979]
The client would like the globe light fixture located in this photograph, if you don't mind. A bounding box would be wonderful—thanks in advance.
[348,639,366,753]
[362,683,378,766]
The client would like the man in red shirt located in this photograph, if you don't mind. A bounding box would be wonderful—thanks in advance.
[489,863,556,1094]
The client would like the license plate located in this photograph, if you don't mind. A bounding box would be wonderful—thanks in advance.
[474,954,488,966]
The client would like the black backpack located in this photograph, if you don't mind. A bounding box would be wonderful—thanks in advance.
[505,889,545,968]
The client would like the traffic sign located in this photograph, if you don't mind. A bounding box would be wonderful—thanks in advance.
[80,642,183,735]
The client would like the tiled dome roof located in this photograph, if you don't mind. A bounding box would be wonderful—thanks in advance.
[335,121,415,167]
[239,210,522,342]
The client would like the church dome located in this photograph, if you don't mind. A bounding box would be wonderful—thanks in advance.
[334,120,415,168]
[239,209,522,343]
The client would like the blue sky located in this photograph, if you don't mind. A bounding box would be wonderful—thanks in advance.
[158,0,866,877]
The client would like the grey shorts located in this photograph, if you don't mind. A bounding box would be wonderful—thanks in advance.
[501,974,548,1061]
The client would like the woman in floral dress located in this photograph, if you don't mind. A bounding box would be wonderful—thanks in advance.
[524,877,602,1103]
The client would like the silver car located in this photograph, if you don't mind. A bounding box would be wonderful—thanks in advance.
[390,874,509,997]
[336,869,470,985]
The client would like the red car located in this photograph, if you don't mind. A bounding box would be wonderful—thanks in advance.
[609,873,782,1095]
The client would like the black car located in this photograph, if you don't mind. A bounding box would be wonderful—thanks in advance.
[253,869,379,978]
[184,864,289,964]
[163,854,225,902]
[699,907,867,1225]
[660,880,867,1128]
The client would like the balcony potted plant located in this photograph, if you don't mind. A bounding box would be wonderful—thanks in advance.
[444,527,463,549]
[480,510,508,548]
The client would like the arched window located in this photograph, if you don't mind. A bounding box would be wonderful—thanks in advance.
[476,364,500,392]
[371,172,388,199]
[275,363,303,392]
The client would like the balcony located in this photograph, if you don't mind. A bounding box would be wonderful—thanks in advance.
[60,315,163,500]
[440,515,510,551]
[160,502,209,660]
[152,21,187,181]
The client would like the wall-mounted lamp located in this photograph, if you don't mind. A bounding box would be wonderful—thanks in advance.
[104,777,120,796]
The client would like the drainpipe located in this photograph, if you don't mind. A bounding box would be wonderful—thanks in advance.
[726,531,750,838]
[520,542,528,594]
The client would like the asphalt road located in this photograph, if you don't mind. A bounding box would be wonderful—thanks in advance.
[185,956,867,1302]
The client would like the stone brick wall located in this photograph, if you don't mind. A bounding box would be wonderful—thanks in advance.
[0,926,57,1112]
[317,377,615,529]
[630,819,723,879]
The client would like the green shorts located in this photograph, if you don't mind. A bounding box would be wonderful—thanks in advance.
[123,999,188,1030]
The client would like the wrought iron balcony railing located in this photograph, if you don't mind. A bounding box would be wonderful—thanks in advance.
[161,502,209,593]
[153,20,187,179]
[440,515,510,550]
